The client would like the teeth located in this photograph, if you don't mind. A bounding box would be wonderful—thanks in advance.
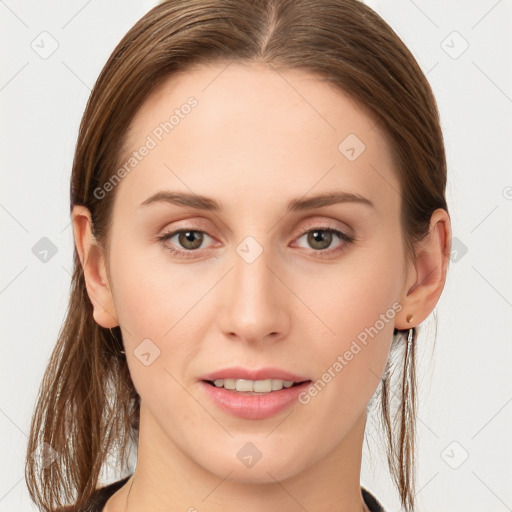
[212,378,296,393]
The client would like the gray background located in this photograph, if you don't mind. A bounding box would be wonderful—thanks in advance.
[1,1,511,511]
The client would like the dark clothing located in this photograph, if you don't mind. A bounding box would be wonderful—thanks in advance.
[58,475,385,511]
[362,486,386,511]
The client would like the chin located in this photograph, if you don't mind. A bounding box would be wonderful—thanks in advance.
[193,442,308,484]
[218,462,301,484]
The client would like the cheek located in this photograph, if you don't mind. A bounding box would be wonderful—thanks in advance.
[107,241,217,394]
[296,237,403,348]
[110,264,203,425]
[293,237,404,414]
[109,236,208,340]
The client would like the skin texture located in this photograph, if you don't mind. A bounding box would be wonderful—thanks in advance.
[72,61,451,512]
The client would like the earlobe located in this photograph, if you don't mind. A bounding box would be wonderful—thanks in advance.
[71,205,119,329]
[395,208,452,330]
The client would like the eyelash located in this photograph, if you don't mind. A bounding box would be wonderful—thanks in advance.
[157,226,356,260]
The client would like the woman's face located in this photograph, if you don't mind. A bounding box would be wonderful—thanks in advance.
[103,61,413,482]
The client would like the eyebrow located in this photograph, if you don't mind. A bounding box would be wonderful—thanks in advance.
[139,190,375,212]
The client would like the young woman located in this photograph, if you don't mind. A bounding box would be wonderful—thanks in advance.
[25,1,451,511]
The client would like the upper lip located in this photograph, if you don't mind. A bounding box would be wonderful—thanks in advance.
[200,366,310,383]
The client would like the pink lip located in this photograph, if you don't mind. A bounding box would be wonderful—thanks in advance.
[200,380,311,420]
[199,366,310,382]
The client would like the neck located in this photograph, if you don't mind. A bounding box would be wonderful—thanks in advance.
[107,405,370,512]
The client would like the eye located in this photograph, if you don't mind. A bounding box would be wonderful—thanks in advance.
[294,227,355,257]
[157,226,356,260]
[157,229,213,258]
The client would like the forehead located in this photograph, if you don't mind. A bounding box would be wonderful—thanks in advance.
[115,61,400,217]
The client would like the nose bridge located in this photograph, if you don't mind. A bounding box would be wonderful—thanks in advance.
[221,234,287,341]
[235,235,273,298]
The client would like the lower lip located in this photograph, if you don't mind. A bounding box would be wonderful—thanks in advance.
[200,380,311,420]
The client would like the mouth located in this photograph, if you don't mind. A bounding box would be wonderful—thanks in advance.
[198,367,312,418]
[202,378,311,395]
[200,378,313,419]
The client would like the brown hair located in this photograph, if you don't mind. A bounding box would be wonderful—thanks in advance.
[25,1,448,510]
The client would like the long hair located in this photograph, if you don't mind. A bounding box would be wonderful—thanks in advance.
[25,1,448,510]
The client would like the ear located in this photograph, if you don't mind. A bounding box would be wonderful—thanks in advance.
[71,205,119,328]
[395,208,452,329]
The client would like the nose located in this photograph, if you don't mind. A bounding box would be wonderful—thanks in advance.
[218,238,290,345]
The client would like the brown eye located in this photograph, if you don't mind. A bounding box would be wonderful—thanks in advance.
[294,227,356,258]
[157,229,213,258]
[177,230,204,250]
[307,229,334,250]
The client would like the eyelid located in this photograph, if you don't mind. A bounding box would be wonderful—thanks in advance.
[292,218,354,239]
[157,218,351,242]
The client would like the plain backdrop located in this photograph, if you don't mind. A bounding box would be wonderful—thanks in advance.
[1,1,511,511]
